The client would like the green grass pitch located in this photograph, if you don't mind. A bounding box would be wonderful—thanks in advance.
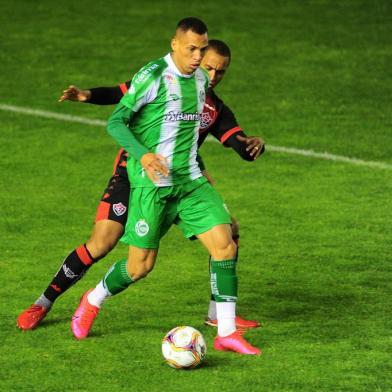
[1,0,391,391]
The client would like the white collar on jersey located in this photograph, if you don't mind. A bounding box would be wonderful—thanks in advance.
[164,53,194,78]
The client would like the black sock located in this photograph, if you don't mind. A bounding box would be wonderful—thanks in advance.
[40,244,97,304]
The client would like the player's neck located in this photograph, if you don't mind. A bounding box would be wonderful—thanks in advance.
[168,53,194,77]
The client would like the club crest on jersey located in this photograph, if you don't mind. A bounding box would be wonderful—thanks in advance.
[169,93,180,101]
[199,100,217,131]
[135,219,149,237]
[113,202,127,216]
[200,112,213,130]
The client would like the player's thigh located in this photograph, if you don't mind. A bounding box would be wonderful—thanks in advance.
[94,164,130,226]
[121,187,168,249]
[177,181,231,239]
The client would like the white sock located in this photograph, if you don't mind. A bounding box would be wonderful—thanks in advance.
[207,300,217,320]
[87,280,111,308]
[216,302,236,337]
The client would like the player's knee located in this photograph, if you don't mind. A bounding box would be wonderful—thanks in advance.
[126,252,156,281]
[86,237,117,259]
[87,221,123,259]
[128,264,154,281]
[227,240,237,259]
[213,239,237,260]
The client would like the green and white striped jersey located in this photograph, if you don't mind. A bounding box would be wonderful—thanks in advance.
[119,53,209,187]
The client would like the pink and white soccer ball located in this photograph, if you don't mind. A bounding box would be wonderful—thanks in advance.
[162,326,207,369]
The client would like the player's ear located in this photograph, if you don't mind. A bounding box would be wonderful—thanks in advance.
[171,37,177,52]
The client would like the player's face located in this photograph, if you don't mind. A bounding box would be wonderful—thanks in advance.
[171,30,208,75]
[201,49,230,89]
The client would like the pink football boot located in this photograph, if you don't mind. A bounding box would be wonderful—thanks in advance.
[214,330,261,355]
[71,289,99,340]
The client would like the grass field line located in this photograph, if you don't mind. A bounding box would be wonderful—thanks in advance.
[2,103,391,171]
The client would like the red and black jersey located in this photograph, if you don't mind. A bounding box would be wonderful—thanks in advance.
[88,81,256,161]
[198,89,241,147]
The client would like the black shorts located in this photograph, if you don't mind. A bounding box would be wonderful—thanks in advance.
[95,149,130,226]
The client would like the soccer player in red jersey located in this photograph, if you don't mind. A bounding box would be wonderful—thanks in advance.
[17,39,264,333]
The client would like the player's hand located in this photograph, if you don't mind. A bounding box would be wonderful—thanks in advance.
[236,135,265,160]
[58,85,91,102]
[141,153,169,182]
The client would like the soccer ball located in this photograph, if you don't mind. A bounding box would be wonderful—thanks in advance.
[162,326,207,369]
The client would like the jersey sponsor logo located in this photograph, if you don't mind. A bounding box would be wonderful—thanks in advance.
[135,219,149,237]
[164,111,200,122]
[62,264,78,279]
[134,63,159,84]
[113,202,127,216]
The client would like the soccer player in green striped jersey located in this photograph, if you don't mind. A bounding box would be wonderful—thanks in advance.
[18,41,261,333]
[70,17,260,355]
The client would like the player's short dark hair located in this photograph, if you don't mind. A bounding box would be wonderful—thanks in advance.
[208,40,231,63]
[176,17,208,35]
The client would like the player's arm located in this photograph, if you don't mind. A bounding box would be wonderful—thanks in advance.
[107,103,147,158]
[107,70,170,182]
[107,103,169,182]
[225,131,265,161]
[58,82,131,105]
[213,104,265,161]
